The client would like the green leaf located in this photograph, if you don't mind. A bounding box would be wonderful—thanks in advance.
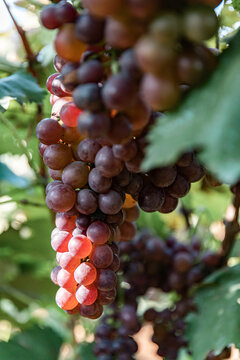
[186,265,240,360]
[0,162,29,188]
[0,71,46,105]
[0,326,62,360]
[143,31,240,184]
[77,342,96,360]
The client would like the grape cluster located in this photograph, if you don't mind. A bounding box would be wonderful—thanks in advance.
[92,230,226,360]
[38,0,219,317]
[94,304,139,360]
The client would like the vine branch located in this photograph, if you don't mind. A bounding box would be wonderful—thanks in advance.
[220,191,240,264]
[3,0,38,77]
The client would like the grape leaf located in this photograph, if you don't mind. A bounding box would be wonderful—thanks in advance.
[142,31,240,184]
[0,71,46,105]
[0,326,62,360]
[185,265,240,360]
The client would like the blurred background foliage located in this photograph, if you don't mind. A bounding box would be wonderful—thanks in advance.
[0,1,240,360]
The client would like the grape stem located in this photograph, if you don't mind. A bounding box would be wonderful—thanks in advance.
[220,192,240,264]
[180,203,192,229]
[3,0,38,78]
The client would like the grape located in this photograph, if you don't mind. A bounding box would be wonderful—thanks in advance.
[73,83,103,112]
[77,138,101,163]
[125,97,151,132]
[138,184,165,212]
[54,54,67,72]
[119,221,137,241]
[39,143,48,157]
[124,174,143,200]
[60,102,82,127]
[135,36,177,75]
[88,168,112,193]
[46,184,76,212]
[112,140,138,162]
[102,72,137,111]
[43,143,72,170]
[74,262,97,286]
[87,221,111,245]
[202,251,221,267]
[57,269,77,290]
[158,194,178,213]
[51,75,71,97]
[178,160,205,182]
[76,189,98,215]
[68,235,92,258]
[65,304,81,315]
[168,272,185,292]
[61,62,79,91]
[127,0,159,20]
[119,49,142,80]
[51,229,72,252]
[125,151,144,173]
[46,73,59,94]
[79,301,103,319]
[49,168,63,181]
[105,17,138,49]
[90,245,113,268]
[76,214,91,232]
[77,60,104,85]
[99,190,124,215]
[107,114,133,144]
[82,0,123,17]
[62,161,89,189]
[51,97,72,119]
[120,305,140,331]
[55,213,77,232]
[106,211,124,227]
[51,266,61,285]
[149,166,177,187]
[173,252,193,273]
[75,12,105,44]
[76,284,98,305]
[62,125,82,144]
[183,5,218,42]
[55,23,87,62]
[96,269,117,291]
[176,152,194,167]
[150,12,181,43]
[108,254,120,272]
[114,167,132,187]
[141,73,180,111]
[40,5,61,29]
[78,111,110,138]
[124,205,140,222]
[55,1,78,24]
[95,146,123,177]
[46,180,62,194]
[55,287,78,310]
[98,288,117,305]
[167,175,190,198]
[59,252,80,272]
[177,51,205,85]
[50,94,60,106]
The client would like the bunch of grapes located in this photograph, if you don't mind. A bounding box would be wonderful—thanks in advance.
[92,230,227,360]
[38,0,221,317]
[94,303,139,360]
[120,230,221,295]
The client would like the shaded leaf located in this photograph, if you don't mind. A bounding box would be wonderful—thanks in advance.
[143,31,240,184]
[0,71,45,105]
[0,326,62,360]
[186,265,240,360]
